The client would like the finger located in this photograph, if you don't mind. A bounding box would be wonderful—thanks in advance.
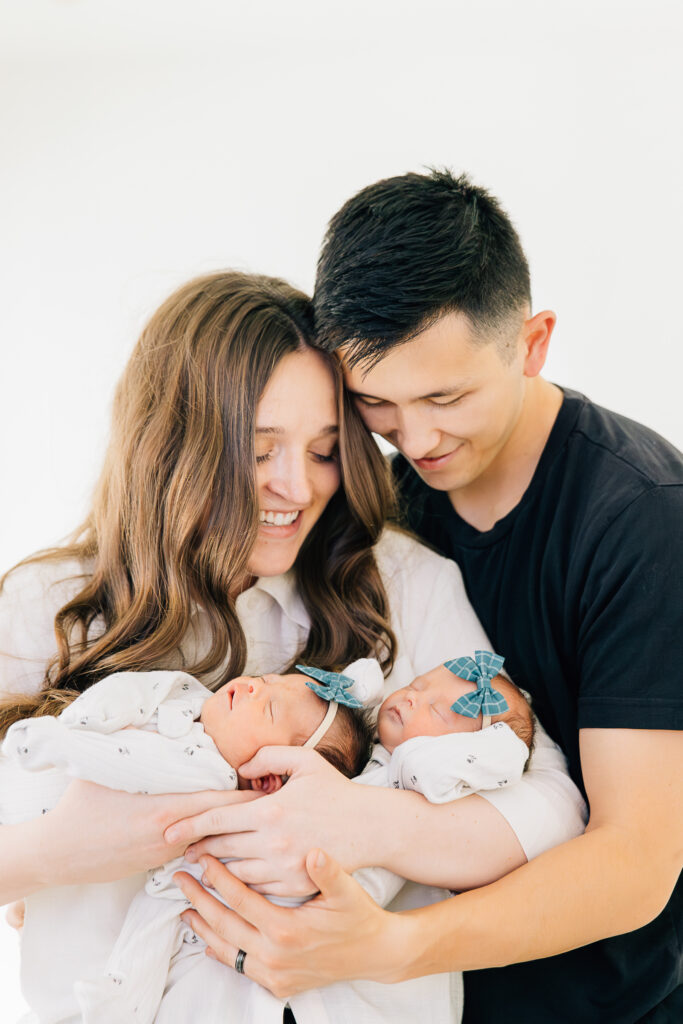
[164,794,262,845]
[163,787,261,819]
[185,833,270,863]
[216,858,279,887]
[305,847,359,903]
[180,908,245,974]
[198,854,287,933]
[174,870,258,951]
[238,744,322,780]
[5,901,25,930]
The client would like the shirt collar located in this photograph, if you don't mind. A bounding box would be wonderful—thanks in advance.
[189,570,310,630]
[237,570,310,629]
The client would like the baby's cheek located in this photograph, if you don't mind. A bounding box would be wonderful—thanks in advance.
[378,716,400,752]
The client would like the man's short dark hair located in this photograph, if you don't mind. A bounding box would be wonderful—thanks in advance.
[314,169,532,367]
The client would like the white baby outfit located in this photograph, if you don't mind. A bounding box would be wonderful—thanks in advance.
[0,529,588,1024]
[2,668,469,1024]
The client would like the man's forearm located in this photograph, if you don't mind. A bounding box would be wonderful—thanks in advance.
[391,822,678,981]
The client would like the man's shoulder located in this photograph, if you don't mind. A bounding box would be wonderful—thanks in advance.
[562,389,682,488]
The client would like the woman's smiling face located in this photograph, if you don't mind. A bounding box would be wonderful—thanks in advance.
[247,348,341,580]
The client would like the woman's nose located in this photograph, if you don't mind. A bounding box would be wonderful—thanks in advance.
[265,451,313,505]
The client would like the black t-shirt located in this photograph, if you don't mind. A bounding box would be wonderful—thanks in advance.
[392,388,683,1023]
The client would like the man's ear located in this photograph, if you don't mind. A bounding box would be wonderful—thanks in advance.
[522,310,557,378]
[249,773,284,794]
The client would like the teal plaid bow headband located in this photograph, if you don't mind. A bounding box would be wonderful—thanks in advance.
[444,650,508,725]
[295,665,364,709]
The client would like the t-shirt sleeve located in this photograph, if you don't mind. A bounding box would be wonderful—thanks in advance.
[0,561,89,698]
[576,485,683,730]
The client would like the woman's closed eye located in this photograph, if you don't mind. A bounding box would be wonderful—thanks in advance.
[255,447,338,465]
[311,446,338,463]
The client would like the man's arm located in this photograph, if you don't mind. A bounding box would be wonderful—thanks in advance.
[174,727,682,997]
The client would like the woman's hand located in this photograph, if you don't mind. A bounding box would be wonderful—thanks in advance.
[175,849,413,998]
[33,779,262,889]
[165,748,375,896]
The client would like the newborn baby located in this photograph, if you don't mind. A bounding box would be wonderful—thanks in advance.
[359,651,535,804]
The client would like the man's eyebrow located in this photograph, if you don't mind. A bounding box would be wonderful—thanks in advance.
[348,384,470,401]
[255,425,339,436]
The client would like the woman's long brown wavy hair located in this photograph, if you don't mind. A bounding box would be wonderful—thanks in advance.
[0,272,396,735]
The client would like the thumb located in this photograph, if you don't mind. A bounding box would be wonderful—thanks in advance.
[305,848,354,901]
[238,744,317,780]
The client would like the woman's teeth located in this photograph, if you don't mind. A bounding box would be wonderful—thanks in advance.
[259,510,300,526]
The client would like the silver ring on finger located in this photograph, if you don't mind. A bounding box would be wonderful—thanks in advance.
[235,949,247,975]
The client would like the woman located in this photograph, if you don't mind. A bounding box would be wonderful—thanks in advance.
[0,272,585,1022]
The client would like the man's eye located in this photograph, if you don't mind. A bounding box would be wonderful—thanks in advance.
[430,395,464,408]
[355,396,385,408]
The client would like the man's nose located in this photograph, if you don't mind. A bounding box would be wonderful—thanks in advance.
[395,408,441,460]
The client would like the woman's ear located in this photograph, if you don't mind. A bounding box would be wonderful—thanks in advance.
[250,773,284,794]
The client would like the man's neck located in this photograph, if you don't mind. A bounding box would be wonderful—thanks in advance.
[448,378,563,532]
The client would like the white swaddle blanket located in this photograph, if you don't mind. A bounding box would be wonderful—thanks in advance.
[1,670,469,1024]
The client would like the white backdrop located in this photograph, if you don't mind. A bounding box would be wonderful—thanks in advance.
[1,0,682,1016]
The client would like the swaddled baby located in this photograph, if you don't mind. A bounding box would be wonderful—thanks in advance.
[0,666,374,1024]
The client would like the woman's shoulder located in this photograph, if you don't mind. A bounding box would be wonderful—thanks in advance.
[1,556,92,609]
[0,556,94,697]
[374,526,460,580]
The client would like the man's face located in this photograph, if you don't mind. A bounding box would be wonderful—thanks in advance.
[342,311,527,496]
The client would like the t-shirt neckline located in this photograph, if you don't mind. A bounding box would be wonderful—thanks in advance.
[432,386,585,548]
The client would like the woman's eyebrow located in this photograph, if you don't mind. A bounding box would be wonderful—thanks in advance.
[255,425,339,437]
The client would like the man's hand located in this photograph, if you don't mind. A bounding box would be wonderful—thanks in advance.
[174,849,411,998]
[165,748,373,896]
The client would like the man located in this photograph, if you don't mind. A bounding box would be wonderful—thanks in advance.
[171,171,682,1023]
[311,170,683,1021]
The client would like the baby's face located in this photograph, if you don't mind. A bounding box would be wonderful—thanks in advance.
[200,672,326,768]
[378,665,484,752]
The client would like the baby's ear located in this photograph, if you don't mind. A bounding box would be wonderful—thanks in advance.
[250,773,284,794]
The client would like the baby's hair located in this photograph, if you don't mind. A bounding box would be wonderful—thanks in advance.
[495,680,536,766]
[315,703,374,779]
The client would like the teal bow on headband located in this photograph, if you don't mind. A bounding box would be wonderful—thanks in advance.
[444,650,508,719]
[295,665,364,709]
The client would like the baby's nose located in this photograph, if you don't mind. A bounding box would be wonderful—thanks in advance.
[246,677,263,696]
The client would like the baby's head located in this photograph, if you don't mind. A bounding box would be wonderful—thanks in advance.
[200,671,373,788]
[378,664,534,755]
